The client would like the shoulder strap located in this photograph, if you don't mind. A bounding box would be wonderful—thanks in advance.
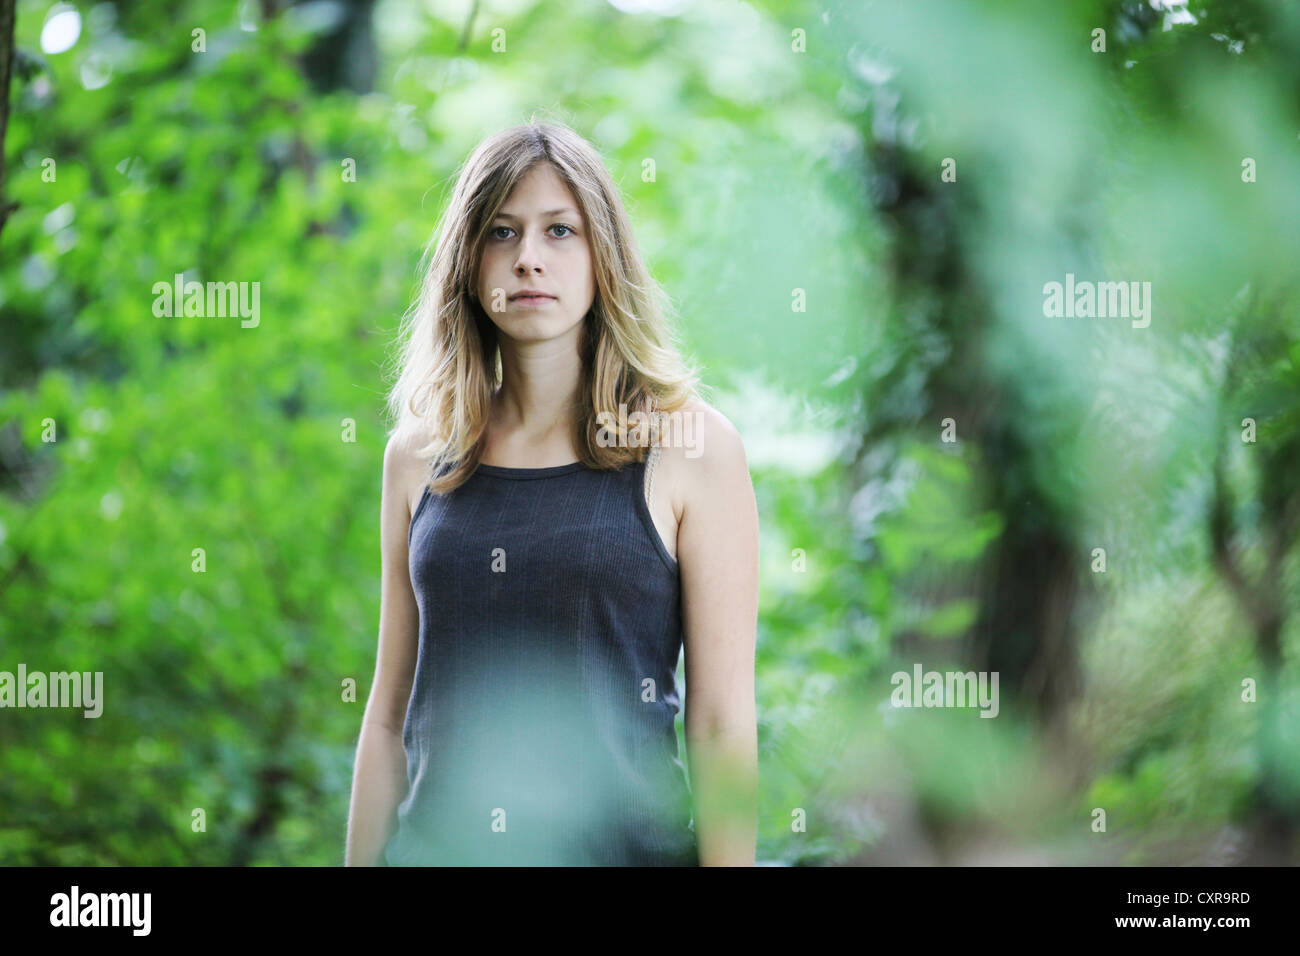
[643,444,660,512]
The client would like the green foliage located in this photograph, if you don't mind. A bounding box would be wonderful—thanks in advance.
[3,0,1299,865]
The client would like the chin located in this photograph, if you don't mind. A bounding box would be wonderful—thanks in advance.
[500,316,583,342]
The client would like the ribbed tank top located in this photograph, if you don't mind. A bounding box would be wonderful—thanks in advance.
[383,447,699,866]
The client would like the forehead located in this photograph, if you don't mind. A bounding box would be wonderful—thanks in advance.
[495,165,582,218]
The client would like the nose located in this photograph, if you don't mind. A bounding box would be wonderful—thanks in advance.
[513,229,544,275]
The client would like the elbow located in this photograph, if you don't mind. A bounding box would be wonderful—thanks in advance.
[685,707,756,744]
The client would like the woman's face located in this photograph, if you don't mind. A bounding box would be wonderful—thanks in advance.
[476,164,596,345]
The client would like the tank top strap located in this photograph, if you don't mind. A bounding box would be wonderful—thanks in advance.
[643,444,660,512]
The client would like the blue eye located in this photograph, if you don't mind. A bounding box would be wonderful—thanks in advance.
[489,223,576,240]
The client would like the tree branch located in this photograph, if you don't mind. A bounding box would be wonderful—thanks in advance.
[0,0,21,240]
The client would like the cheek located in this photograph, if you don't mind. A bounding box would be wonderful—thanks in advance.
[477,251,504,291]
[565,246,594,279]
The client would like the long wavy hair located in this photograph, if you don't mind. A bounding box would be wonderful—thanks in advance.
[385,121,706,495]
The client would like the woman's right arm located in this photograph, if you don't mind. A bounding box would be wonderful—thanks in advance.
[344,434,422,866]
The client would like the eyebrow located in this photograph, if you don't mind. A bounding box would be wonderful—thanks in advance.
[493,207,582,221]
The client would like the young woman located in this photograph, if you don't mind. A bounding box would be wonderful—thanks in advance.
[345,121,758,866]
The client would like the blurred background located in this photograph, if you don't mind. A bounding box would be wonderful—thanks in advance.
[1,0,1298,865]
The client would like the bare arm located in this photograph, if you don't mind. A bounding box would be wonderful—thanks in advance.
[678,406,759,866]
[345,435,422,866]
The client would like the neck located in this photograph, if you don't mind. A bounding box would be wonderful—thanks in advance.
[492,334,584,439]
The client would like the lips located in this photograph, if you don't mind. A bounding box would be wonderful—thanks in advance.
[510,292,555,302]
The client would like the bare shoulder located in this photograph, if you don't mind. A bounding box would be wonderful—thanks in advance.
[655,400,751,519]
[383,430,433,522]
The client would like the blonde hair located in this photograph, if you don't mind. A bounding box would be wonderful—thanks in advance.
[386,121,705,494]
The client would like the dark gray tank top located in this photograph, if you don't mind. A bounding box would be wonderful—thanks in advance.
[383,451,698,866]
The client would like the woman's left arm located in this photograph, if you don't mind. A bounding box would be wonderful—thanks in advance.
[677,405,759,866]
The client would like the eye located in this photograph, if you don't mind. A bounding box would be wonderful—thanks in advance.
[490,223,576,240]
